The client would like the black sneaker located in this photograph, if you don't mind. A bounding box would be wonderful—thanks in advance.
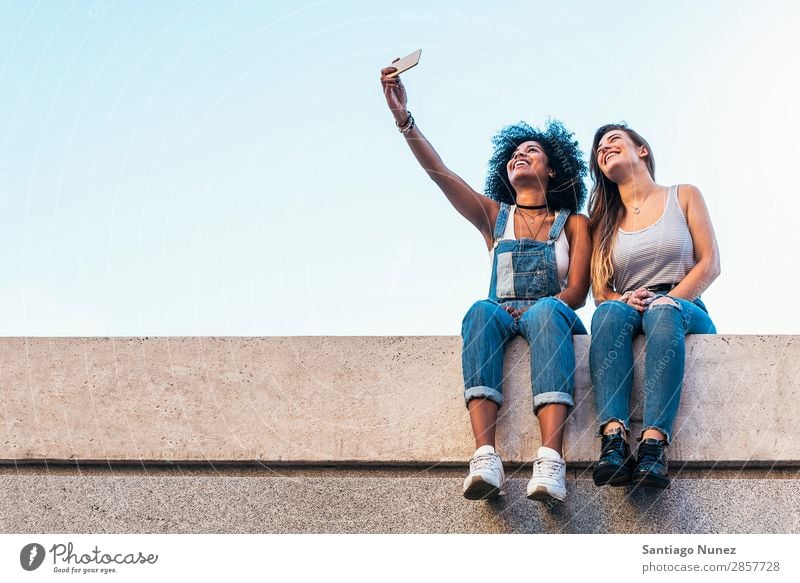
[593,429,635,487]
[632,438,670,489]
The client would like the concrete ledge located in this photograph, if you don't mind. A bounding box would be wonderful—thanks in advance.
[1,472,798,533]
[1,336,797,464]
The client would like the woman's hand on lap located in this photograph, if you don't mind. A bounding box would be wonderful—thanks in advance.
[503,305,529,320]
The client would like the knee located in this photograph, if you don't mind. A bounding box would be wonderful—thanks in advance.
[650,296,680,309]
[462,300,505,335]
[591,301,638,335]
[518,297,560,330]
[642,296,683,332]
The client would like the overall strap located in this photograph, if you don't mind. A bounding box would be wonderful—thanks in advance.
[492,203,511,244]
[547,208,571,241]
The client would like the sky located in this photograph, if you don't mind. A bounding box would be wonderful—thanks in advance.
[0,0,798,336]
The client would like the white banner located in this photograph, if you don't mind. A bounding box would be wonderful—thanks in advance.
[1,534,798,582]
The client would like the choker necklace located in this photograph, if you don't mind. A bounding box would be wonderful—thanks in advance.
[516,202,548,210]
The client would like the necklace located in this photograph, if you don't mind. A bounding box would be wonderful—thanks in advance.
[516,202,548,210]
[626,187,659,214]
[515,207,549,240]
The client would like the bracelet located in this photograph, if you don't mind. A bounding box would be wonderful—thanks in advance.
[396,111,415,134]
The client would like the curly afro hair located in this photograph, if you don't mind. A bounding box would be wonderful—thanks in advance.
[484,119,588,212]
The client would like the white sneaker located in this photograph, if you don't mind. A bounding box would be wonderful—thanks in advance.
[526,447,567,503]
[463,445,505,500]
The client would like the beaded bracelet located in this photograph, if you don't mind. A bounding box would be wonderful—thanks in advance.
[397,111,415,134]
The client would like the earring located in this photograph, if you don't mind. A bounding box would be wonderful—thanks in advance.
[548,171,556,178]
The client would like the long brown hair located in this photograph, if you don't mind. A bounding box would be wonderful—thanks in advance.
[587,124,656,297]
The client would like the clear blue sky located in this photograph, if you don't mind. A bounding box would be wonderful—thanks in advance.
[0,0,797,335]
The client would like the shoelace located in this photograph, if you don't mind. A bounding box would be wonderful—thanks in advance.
[470,453,500,472]
[601,433,625,454]
[532,456,564,478]
[637,442,664,464]
[639,443,663,461]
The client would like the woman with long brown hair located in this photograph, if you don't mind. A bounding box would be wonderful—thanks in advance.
[587,123,720,489]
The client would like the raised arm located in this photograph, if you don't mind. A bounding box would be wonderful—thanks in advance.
[380,65,499,247]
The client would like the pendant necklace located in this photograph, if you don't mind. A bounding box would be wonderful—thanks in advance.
[629,187,658,214]
[517,208,549,240]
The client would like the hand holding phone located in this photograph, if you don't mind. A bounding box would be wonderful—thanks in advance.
[385,49,422,78]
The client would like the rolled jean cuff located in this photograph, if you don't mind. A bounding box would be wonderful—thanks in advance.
[464,386,504,409]
[597,417,630,437]
[532,391,574,413]
[640,425,672,445]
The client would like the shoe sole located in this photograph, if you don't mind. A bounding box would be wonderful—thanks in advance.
[526,486,565,504]
[631,472,670,490]
[463,477,502,500]
[593,464,633,487]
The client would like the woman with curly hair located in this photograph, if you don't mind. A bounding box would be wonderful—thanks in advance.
[588,124,720,489]
[380,64,590,503]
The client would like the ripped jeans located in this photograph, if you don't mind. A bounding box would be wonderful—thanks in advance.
[589,297,716,444]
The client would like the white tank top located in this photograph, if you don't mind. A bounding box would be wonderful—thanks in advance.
[487,206,570,289]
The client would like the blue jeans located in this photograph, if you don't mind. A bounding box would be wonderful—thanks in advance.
[461,296,587,413]
[589,297,716,443]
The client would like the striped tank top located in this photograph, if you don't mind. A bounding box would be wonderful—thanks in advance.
[611,185,695,293]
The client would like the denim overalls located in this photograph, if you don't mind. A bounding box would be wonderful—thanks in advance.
[461,204,587,412]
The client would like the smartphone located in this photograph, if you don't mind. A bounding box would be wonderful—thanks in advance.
[385,49,422,78]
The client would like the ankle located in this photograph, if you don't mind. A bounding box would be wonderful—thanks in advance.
[641,429,667,442]
[473,444,496,456]
[537,446,563,460]
[601,422,627,438]
[602,428,627,442]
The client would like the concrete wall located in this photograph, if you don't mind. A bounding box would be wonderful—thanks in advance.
[1,336,798,534]
[1,336,797,465]
[3,468,798,534]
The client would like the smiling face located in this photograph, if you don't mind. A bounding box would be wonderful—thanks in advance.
[506,140,552,188]
[595,129,650,181]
